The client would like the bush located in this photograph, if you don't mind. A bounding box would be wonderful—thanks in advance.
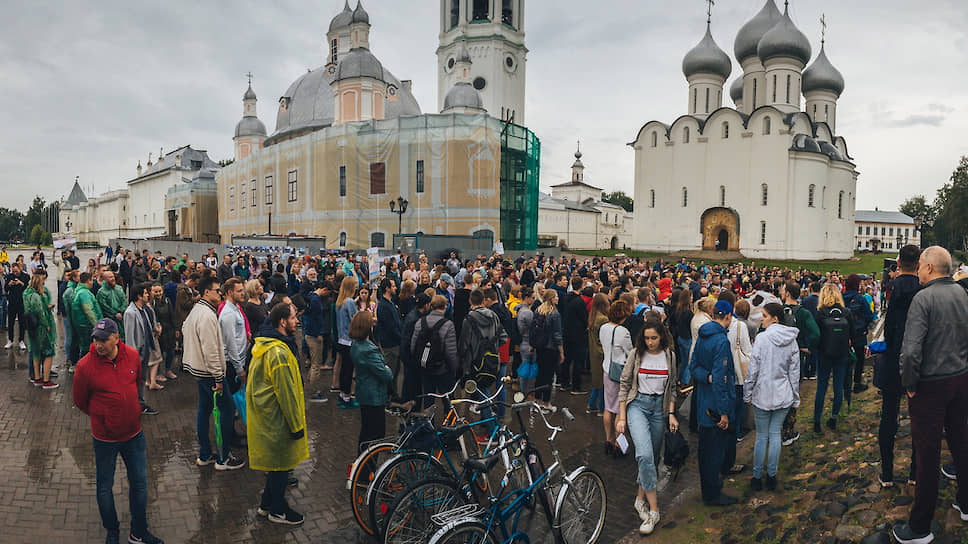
[29,225,52,246]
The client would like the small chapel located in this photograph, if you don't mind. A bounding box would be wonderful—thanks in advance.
[631,0,858,259]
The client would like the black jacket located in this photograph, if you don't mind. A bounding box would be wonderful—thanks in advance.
[882,274,921,390]
[559,292,588,344]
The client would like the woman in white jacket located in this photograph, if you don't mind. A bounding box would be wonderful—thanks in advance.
[743,302,800,492]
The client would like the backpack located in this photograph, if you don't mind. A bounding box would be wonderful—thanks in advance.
[508,306,523,347]
[818,306,850,358]
[663,429,689,481]
[781,305,797,327]
[844,293,870,339]
[530,311,549,349]
[415,316,448,374]
[465,311,501,388]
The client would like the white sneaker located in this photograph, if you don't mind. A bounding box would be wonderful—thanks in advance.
[639,510,660,535]
[634,499,649,521]
[18,341,26,350]
[3,341,11,349]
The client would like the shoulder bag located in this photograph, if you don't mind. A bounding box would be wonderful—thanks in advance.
[607,325,625,382]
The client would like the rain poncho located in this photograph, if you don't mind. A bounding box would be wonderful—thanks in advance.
[71,284,103,337]
[23,286,56,358]
[246,335,309,471]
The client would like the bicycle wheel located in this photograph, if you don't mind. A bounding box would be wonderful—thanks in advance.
[368,451,447,537]
[349,442,397,535]
[384,477,467,544]
[553,467,607,544]
[428,519,498,544]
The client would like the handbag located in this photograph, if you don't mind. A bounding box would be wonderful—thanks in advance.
[607,326,625,382]
[232,386,247,425]
[518,359,538,380]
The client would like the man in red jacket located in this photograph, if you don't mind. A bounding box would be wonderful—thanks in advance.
[73,318,163,544]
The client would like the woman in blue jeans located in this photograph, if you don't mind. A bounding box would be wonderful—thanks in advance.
[743,302,800,491]
[813,283,855,432]
[616,320,679,535]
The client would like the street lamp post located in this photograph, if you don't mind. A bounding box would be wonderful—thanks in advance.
[388,196,408,246]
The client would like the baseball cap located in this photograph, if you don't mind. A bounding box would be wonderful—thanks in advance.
[92,318,119,341]
[713,300,735,318]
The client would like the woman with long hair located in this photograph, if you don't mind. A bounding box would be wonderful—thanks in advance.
[616,319,679,534]
[24,272,57,389]
[600,299,633,455]
[356,285,376,314]
[813,283,854,433]
[242,279,268,332]
[671,289,694,383]
[397,280,417,318]
[743,302,800,492]
[350,311,393,451]
[532,289,563,412]
[586,293,610,414]
[335,275,359,408]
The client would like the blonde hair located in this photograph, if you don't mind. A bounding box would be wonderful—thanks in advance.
[29,273,45,293]
[695,297,715,315]
[337,275,359,307]
[818,283,845,309]
[244,279,262,300]
[538,289,557,316]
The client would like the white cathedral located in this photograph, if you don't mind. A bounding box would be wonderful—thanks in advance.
[631,0,858,260]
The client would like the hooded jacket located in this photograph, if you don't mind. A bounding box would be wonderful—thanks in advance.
[689,320,735,428]
[458,306,508,377]
[743,323,801,411]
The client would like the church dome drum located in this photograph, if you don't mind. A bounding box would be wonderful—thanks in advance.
[335,47,385,81]
[235,116,267,138]
[757,9,812,65]
[443,82,484,110]
[802,47,845,97]
[733,0,781,62]
[682,26,732,80]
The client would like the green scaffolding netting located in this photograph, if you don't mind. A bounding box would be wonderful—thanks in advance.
[500,123,540,251]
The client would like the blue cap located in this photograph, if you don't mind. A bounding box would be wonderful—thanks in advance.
[713,300,735,318]
[92,318,119,340]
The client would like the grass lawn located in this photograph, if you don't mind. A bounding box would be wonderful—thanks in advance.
[568,250,890,275]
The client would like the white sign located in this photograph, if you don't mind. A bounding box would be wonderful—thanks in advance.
[53,236,76,250]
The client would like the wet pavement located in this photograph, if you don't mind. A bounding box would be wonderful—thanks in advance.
[0,319,707,543]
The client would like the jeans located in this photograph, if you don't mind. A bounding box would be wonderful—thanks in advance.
[421,372,455,411]
[698,425,728,502]
[535,347,558,403]
[814,354,848,422]
[196,376,235,462]
[587,388,604,411]
[337,344,354,395]
[908,372,968,534]
[94,431,148,537]
[306,335,325,388]
[752,406,789,479]
[163,349,175,372]
[879,383,917,482]
[260,471,290,516]
[380,344,401,400]
[850,340,866,390]
[802,351,817,378]
[561,339,586,390]
[359,404,386,453]
[732,385,746,435]
[676,337,692,384]
[626,393,665,491]
[8,303,24,342]
[0,294,7,326]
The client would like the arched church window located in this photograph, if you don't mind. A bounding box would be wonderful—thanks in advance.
[339,232,347,247]
[692,88,697,114]
[752,79,758,109]
[838,191,844,219]
[649,189,655,208]
[824,104,829,121]
[705,88,710,113]
[331,38,338,63]
[761,183,768,206]
[763,117,772,135]
[682,187,688,207]
[760,221,767,245]
[651,132,657,148]
[719,185,726,206]
[683,127,690,144]
[808,184,815,207]
[772,75,777,102]
[786,74,791,104]
[722,122,729,139]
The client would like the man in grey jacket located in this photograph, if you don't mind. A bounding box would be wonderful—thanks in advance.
[123,282,158,415]
[893,246,968,544]
[219,278,248,394]
[410,295,458,410]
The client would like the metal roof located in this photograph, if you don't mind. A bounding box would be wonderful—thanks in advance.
[854,210,914,225]
[65,181,88,205]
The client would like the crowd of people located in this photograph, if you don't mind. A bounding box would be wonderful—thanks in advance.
[5,241,968,543]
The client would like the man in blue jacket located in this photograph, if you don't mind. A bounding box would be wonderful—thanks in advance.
[691,300,738,506]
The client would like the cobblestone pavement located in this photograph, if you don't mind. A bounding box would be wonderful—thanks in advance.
[0,316,708,543]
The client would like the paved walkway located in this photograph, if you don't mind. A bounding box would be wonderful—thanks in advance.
[0,320,706,543]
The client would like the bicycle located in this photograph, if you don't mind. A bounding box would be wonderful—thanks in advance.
[426,395,607,544]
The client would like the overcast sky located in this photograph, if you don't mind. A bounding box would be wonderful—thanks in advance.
[3,0,968,213]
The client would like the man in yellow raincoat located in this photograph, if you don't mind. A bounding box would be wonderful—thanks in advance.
[246,301,308,526]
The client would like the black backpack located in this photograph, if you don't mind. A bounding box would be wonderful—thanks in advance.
[415,316,448,374]
[465,312,500,388]
[781,305,797,327]
[818,306,850,358]
[663,429,689,481]
[530,311,548,349]
[508,305,523,347]
[844,293,870,339]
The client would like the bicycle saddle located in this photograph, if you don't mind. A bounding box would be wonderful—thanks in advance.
[437,423,471,442]
[463,453,501,474]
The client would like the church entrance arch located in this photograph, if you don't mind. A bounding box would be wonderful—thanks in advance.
[700,207,740,252]
[610,236,618,250]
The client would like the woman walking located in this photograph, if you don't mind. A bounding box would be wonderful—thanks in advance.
[813,283,854,433]
[350,311,393,452]
[24,271,58,389]
[616,320,679,535]
[150,283,178,381]
[586,293,609,414]
[600,300,633,455]
[335,275,359,408]
[532,289,563,413]
[743,302,800,491]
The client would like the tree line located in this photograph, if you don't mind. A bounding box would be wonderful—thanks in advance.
[0,196,58,246]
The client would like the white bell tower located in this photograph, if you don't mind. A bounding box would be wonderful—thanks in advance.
[437,0,527,124]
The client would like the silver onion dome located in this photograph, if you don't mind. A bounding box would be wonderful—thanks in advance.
[802,46,845,97]
[682,25,732,80]
[329,1,353,32]
[733,0,781,62]
[757,7,812,65]
[443,82,484,111]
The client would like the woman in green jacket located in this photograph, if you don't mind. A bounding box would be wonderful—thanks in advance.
[350,311,393,453]
[24,272,57,389]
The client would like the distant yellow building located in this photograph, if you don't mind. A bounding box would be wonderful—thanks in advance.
[217,1,539,250]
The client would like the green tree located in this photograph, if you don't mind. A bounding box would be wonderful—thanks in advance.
[601,190,633,212]
[0,208,23,241]
[899,194,936,246]
[29,224,52,246]
[931,156,968,252]
[23,196,46,235]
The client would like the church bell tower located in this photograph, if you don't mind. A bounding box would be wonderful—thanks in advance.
[437,0,526,124]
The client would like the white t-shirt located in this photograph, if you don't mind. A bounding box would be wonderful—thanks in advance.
[599,323,633,373]
[636,351,670,395]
